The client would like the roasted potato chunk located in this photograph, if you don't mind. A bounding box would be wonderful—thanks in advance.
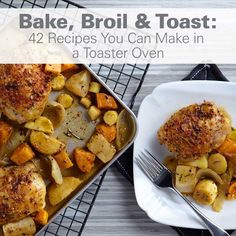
[10,143,35,165]
[87,133,116,163]
[103,111,118,126]
[51,74,65,90]
[30,131,65,155]
[88,106,101,121]
[193,179,218,205]
[24,116,54,134]
[89,82,101,93]
[65,70,91,97]
[57,94,73,109]
[45,64,61,74]
[48,177,82,206]
[0,121,13,150]
[74,148,96,173]
[3,217,36,236]
[208,153,227,175]
[80,97,92,109]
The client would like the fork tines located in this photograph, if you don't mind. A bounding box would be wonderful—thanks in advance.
[136,149,166,181]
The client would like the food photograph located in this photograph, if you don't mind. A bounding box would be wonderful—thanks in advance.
[1,1,236,236]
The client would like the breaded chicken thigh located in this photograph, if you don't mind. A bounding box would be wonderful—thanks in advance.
[158,102,231,161]
[0,64,51,124]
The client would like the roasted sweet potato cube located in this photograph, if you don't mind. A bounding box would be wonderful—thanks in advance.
[96,93,118,110]
[96,124,116,142]
[53,149,73,170]
[74,148,96,173]
[10,143,35,165]
[34,209,48,225]
[0,121,13,150]
[61,64,79,72]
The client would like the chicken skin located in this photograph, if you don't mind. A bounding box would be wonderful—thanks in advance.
[0,64,51,124]
[0,163,46,225]
[158,102,231,161]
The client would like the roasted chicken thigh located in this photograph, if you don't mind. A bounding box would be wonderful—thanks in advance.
[158,102,231,161]
[0,64,51,124]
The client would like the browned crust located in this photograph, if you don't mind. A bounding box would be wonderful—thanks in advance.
[158,102,231,161]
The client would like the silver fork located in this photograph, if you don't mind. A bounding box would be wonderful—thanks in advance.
[136,149,230,236]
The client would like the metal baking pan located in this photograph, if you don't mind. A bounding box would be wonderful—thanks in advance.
[33,64,138,235]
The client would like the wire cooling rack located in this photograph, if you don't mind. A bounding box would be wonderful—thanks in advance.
[0,0,150,235]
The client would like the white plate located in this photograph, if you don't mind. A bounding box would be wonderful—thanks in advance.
[133,81,236,229]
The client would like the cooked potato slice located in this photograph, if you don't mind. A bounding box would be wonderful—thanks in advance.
[45,64,61,74]
[178,155,208,169]
[87,133,116,163]
[53,149,73,170]
[0,121,13,150]
[96,124,116,142]
[43,101,65,128]
[24,116,54,134]
[30,131,65,155]
[74,148,96,173]
[208,153,227,175]
[3,217,36,236]
[48,177,82,206]
[34,209,48,226]
[164,156,178,173]
[10,143,35,165]
[51,74,65,90]
[65,70,91,97]
[175,165,197,193]
[88,106,101,121]
[80,97,92,109]
[57,94,73,109]
[103,111,118,126]
[48,156,63,185]
[193,179,218,205]
[89,82,101,93]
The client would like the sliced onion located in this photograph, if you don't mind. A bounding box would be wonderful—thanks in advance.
[48,156,63,185]
[195,168,223,185]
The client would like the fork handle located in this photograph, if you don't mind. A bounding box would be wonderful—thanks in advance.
[173,187,230,236]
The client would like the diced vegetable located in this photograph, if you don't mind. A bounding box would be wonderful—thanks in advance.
[3,217,36,236]
[0,121,13,150]
[89,82,101,93]
[10,143,35,165]
[65,70,91,97]
[218,138,236,157]
[103,111,118,126]
[96,124,116,142]
[87,133,116,163]
[175,165,197,193]
[48,177,82,206]
[193,179,218,205]
[195,168,223,185]
[228,182,236,199]
[229,130,236,142]
[96,93,118,110]
[24,116,54,134]
[53,150,73,170]
[163,156,178,173]
[30,131,65,155]
[51,74,65,90]
[61,64,79,72]
[43,101,65,128]
[80,97,92,109]
[88,106,101,121]
[45,64,61,74]
[48,156,63,185]
[74,148,96,173]
[178,155,208,169]
[34,209,48,226]
[208,153,227,175]
[57,94,73,109]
